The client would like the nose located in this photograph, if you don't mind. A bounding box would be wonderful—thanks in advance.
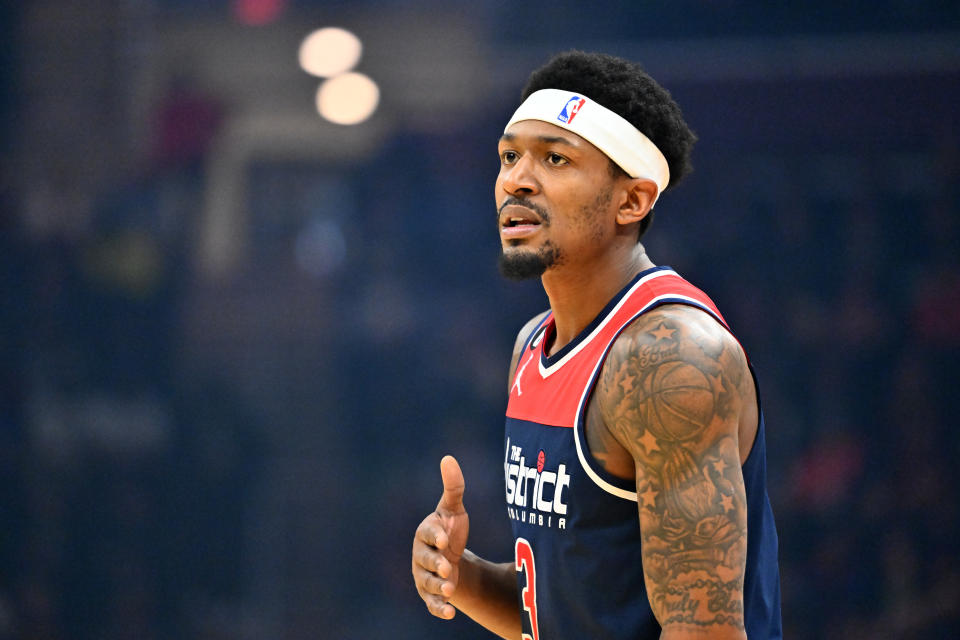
[499,154,540,197]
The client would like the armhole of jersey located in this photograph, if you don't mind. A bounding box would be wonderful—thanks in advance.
[742,362,765,467]
[572,298,735,501]
[513,312,551,379]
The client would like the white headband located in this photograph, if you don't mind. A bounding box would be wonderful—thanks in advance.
[504,88,670,202]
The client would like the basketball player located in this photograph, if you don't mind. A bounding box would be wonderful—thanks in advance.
[411,51,782,639]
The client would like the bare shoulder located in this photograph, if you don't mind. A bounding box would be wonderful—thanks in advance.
[507,310,550,391]
[594,303,752,634]
[595,303,752,456]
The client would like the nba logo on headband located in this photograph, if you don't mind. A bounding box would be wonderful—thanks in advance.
[557,96,586,124]
[506,89,670,205]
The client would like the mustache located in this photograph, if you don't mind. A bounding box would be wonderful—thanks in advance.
[497,197,550,223]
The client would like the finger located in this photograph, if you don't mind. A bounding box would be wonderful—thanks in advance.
[415,576,452,614]
[416,569,454,598]
[437,455,465,512]
[412,544,452,577]
[415,516,448,550]
[424,594,456,620]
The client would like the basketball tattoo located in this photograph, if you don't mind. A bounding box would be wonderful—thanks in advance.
[593,305,749,632]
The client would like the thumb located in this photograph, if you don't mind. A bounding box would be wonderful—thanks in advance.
[437,455,465,512]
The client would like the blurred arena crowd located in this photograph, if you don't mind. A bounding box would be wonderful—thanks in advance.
[1,2,959,639]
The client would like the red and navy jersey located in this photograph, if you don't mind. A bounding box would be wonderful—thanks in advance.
[504,265,782,639]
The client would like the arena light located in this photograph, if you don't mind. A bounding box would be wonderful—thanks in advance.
[299,27,363,78]
[316,72,379,125]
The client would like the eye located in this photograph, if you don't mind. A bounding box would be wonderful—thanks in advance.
[546,152,569,166]
[500,150,519,165]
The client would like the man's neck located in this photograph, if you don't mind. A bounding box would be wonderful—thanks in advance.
[541,244,655,355]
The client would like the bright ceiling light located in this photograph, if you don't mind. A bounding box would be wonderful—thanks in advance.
[316,73,379,125]
[299,27,363,78]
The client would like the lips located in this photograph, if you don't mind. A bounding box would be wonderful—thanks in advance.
[504,216,539,227]
[499,204,543,230]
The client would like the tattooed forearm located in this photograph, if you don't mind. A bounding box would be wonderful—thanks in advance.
[659,577,744,627]
[596,305,750,635]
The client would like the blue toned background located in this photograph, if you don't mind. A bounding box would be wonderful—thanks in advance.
[1,1,958,638]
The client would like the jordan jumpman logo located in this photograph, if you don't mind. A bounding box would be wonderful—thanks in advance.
[512,353,533,396]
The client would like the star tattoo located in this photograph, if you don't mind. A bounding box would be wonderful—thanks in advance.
[720,494,734,513]
[640,485,659,509]
[638,429,660,454]
[650,323,676,342]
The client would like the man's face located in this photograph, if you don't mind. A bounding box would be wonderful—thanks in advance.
[495,120,620,280]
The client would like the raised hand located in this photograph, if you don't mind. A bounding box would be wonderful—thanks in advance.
[412,455,470,620]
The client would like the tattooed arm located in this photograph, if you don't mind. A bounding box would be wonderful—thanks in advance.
[594,305,754,639]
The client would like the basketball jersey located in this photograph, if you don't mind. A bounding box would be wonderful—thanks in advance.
[504,265,782,639]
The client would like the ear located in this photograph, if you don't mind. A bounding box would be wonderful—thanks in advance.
[615,179,658,228]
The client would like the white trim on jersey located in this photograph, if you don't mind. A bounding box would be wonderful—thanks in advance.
[538,269,677,380]
[571,296,728,501]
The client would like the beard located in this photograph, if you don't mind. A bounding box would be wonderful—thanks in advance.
[498,242,561,280]
[496,196,559,281]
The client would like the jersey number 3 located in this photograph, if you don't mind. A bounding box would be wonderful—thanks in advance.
[514,537,540,640]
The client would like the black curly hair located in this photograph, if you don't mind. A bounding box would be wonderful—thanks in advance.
[522,51,697,239]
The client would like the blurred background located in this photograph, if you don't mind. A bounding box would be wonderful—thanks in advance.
[1,1,959,638]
